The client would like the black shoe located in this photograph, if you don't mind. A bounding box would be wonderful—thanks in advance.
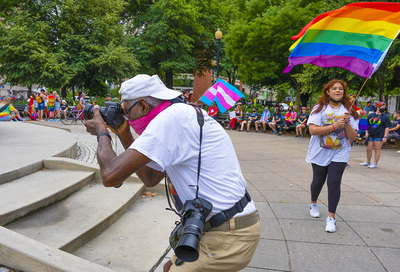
[263,130,266,133]
[295,135,299,138]
[272,130,277,135]
[277,132,282,136]
[255,130,259,133]
[300,134,303,138]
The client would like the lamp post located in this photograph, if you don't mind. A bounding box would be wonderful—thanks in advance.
[211,60,217,82]
[215,28,223,78]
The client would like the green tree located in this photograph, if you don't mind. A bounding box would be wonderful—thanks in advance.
[0,0,138,97]
[126,0,232,88]
[225,0,361,108]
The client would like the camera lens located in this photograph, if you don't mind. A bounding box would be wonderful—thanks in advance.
[175,213,205,262]
[83,104,94,120]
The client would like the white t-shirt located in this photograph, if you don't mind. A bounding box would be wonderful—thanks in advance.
[130,103,255,218]
[306,104,358,166]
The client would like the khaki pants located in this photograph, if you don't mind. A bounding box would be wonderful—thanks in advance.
[170,211,261,272]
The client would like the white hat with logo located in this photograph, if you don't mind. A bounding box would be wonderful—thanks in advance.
[119,74,181,101]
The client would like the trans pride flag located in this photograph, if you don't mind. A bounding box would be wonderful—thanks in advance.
[283,2,400,78]
[199,79,245,113]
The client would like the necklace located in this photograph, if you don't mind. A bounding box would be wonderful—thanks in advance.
[329,104,341,112]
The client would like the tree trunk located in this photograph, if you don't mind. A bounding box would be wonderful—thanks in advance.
[165,71,173,89]
[61,85,67,99]
[395,66,400,86]
[376,72,385,102]
[227,72,232,84]
[28,84,32,98]
[290,75,302,109]
[300,93,311,108]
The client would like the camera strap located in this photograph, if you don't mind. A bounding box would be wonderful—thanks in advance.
[205,190,251,231]
[164,103,204,216]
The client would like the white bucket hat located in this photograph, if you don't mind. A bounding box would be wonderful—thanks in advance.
[119,74,181,101]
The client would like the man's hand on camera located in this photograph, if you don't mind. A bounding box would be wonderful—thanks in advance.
[84,105,107,135]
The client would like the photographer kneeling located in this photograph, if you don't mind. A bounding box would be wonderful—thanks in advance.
[84,75,260,272]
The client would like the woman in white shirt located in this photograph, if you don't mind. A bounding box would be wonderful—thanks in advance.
[306,79,358,233]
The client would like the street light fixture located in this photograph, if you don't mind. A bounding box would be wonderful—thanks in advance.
[215,28,223,78]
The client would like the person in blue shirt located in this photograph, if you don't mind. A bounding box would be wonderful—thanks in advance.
[240,107,259,132]
[255,106,270,133]
[268,106,285,135]
[295,107,309,137]
[360,102,391,169]
[363,101,374,113]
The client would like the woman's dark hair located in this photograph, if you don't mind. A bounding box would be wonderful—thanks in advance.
[312,79,359,119]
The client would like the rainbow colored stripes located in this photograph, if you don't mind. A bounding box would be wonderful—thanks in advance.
[200,79,245,113]
[283,2,400,78]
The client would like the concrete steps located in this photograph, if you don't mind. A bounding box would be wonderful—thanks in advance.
[0,169,94,226]
[6,179,144,253]
[73,184,176,272]
[0,157,174,272]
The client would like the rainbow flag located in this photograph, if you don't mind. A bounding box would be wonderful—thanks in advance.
[283,2,400,78]
[200,79,245,113]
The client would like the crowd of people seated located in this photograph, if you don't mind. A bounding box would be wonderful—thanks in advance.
[209,99,399,152]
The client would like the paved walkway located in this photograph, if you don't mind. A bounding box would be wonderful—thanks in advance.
[2,121,400,271]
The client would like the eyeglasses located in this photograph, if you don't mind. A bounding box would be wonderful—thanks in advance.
[122,101,138,120]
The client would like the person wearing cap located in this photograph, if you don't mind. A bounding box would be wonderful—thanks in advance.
[295,107,309,137]
[360,102,391,169]
[84,74,260,272]
[60,100,68,119]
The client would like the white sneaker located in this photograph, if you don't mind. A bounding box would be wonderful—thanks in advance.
[360,161,370,166]
[325,217,336,233]
[368,163,378,169]
[309,203,320,218]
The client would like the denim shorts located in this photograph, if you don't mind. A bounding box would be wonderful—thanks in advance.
[38,102,45,111]
[0,115,10,121]
[368,136,383,142]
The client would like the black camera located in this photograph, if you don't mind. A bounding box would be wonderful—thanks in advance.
[84,102,124,126]
[174,198,213,262]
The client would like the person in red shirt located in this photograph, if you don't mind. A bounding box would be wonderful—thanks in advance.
[208,101,218,119]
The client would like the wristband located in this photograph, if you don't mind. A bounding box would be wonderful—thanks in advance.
[97,132,112,142]
[383,136,388,138]
[332,124,336,131]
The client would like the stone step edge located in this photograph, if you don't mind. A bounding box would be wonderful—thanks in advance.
[43,157,140,183]
[0,226,115,272]
[1,171,95,226]
[42,157,146,253]
[60,182,145,253]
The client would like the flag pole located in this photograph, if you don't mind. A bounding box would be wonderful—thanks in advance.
[194,77,219,104]
[350,77,369,109]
